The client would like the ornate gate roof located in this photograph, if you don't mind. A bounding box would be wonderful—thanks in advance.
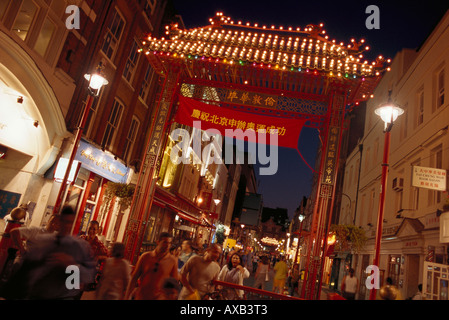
[140,12,390,107]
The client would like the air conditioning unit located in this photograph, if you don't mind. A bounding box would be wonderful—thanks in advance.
[392,177,404,191]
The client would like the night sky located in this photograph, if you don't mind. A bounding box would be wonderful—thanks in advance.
[170,0,449,219]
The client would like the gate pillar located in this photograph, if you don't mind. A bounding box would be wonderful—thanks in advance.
[301,91,347,299]
[123,67,181,264]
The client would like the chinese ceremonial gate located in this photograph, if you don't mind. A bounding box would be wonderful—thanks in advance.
[123,13,388,300]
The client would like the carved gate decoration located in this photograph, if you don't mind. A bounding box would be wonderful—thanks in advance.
[123,12,389,299]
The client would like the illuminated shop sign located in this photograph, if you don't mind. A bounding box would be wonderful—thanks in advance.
[75,140,129,183]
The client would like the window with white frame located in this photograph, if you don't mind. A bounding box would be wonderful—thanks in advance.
[101,99,124,148]
[123,117,140,161]
[12,0,38,41]
[139,64,155,103]
[101,8,125,62]
[416,88,424,127]
[123,40,140,84]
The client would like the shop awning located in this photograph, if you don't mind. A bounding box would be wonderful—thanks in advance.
[172,207,202,225]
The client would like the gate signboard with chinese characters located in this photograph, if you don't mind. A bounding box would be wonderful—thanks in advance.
[123,12,389,299]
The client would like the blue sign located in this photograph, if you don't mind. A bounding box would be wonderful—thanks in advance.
[75,140,129,183]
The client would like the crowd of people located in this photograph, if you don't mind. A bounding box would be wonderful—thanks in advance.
[0,206,308,300]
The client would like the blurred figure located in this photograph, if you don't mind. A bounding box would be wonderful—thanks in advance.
[218,252,250,299]
[158,277,181,300]
[79,220,109,293]
[253,255,270,291]
[273,256,288,294]
[178,239,196,270]
[79,221,108,260]
[95,242,131,300]
[341,268,358,300]
[125,232,178,300]
[0,206,96,299]
[412,284,423,300]
[289,264,300,296]
[10,214,59,256]
[178,243,222,300]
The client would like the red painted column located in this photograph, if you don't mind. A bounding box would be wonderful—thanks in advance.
[123,66,181,264]
[369,130,391,300]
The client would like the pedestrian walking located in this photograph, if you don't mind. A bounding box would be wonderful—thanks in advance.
[341,268,358,300]
[10,214,59,256]
[95,242,131,300]
[253,255,270,291]
[273,255,288,294]
[411,284,423,300]
[217,252,250,299]
[0,206,96,300]
[124,232,178,300]
[178,239,197,270]
[178,243,222,300]
[79,220,109,294]
[289,264,300,296]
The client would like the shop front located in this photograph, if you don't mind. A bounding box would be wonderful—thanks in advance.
[56,139,130,243]
[140,186,215,252]
[0,31,66,229]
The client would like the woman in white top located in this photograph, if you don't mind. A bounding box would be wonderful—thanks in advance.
[341,268,358,300]
[218,253,250,299]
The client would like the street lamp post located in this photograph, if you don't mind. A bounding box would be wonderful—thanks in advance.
[52,64,108,216]
[369,92,403,300]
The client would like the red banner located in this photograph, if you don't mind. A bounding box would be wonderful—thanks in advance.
[175,96,305,149]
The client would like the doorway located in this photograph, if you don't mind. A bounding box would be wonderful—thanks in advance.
[406,254,420,299]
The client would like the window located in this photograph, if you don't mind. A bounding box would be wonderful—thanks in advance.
[12,0,38,41]
[416,88,424,127]
[437,69,445,109]
[395,190,403,214]
[34,17,56,57]
[123,40,140,84]
[411,159,421,210]
[0,0,10,20]
[368,189,375,225]
[139,64,155,103]
[123,117,140,161]
[400,103,408,141]
[77,92,103,138]
[101,8,125,61]
[101,99,124,148]
[364,147,371,171]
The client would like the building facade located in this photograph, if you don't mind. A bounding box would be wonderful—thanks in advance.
[0,0,172,247]
[341,10,449,300]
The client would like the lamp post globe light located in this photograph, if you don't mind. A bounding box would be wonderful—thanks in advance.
[369,92,403,300]
[52,64,108,216]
